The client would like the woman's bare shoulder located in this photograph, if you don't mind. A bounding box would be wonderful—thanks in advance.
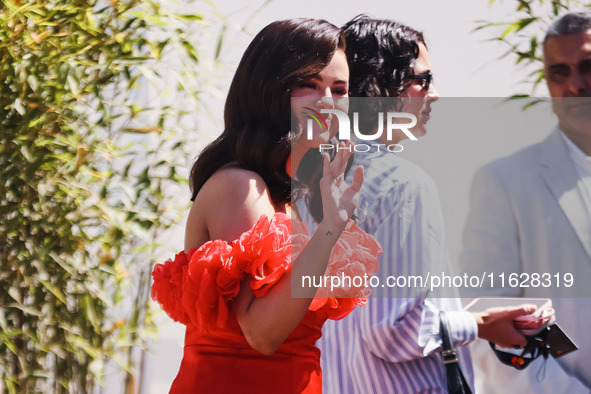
[191,166,276,243]
[200,166,271,204]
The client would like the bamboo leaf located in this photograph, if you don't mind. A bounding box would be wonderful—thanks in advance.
[176,14,204,21]
[35,276,67,304]
[215,24,226,60]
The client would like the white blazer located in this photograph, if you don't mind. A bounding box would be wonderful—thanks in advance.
[461,128,591,393]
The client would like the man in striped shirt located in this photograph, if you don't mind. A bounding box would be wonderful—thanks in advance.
[312,15,536,393]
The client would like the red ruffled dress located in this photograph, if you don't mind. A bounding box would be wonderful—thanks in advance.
[151,212,381,393]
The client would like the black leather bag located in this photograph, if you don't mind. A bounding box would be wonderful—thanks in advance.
[439,311,472,394]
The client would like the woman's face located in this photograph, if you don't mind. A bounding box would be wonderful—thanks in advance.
[291,49,349,150]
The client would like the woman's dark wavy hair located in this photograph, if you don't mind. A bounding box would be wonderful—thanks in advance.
[343,15,425,131]
[190,19,345,212]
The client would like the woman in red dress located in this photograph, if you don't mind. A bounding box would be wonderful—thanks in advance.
[151,19,381,393]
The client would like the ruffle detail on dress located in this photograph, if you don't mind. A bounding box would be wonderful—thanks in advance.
[232,213,302,298]
[152,213,299,329]
[308,220,382,320]
[151,251,191,325]
[151,212,381,329]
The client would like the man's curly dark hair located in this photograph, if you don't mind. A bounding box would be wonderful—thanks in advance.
[343,15,426,132]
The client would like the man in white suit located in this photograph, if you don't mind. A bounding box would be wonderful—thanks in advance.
[461,12,591,393]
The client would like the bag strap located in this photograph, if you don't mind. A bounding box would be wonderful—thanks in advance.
[439,311,472,394]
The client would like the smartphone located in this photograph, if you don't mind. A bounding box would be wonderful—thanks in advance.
[545,324,578,359]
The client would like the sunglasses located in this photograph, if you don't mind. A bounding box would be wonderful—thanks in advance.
[408,71,433,91]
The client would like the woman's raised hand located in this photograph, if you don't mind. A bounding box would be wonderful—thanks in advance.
[319,141,364,232]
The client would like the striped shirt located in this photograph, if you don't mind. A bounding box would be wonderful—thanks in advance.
[302,144,477,393]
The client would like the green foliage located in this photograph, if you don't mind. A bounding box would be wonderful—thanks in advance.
[476,0,591,98]
[0,0,222,392]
